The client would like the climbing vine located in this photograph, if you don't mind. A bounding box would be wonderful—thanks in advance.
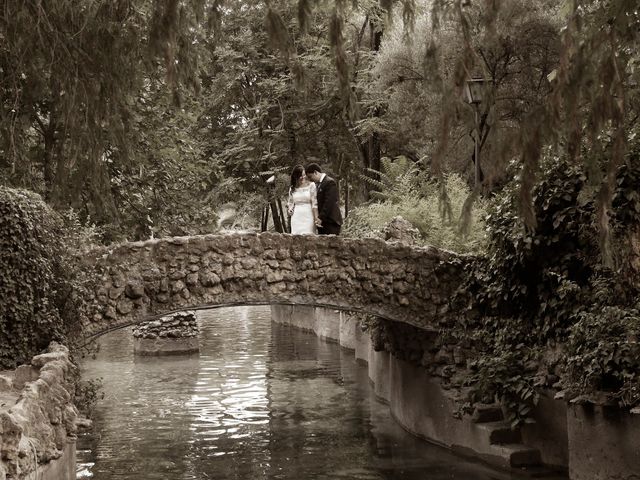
[0,187,95,368]
[457,142,640,424]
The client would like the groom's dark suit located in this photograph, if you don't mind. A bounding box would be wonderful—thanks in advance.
[316,174,342,235]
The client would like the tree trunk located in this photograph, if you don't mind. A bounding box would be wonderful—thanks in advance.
[361,15,383,199]
[42,117,56,202]
[469,112,491,188]
[51,136,67,207]
[286,125,297,163]
[261,205,270,232]
[344,178,350,219]
[277,198,289,233]
[621,226,640,292]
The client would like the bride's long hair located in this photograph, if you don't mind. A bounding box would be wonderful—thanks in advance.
[290,165,305,191]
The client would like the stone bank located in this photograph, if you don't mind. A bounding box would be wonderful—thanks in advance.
[271,305,640,480]
[0,343,79,480]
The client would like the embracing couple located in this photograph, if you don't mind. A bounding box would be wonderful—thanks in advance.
[287,163,342,235]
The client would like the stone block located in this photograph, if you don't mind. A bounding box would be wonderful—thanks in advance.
[170,280,185,293]
[116,299,133,315]
[156,293,169,303]
[108,286,124,300]
[125,283,145,299]
[506,445,542,468]
[199,271,221,287]
[13,365,39,390]
[31,351,68,369]
[169,270,186,280]
[472,404,504,423]
[104,305,117,319]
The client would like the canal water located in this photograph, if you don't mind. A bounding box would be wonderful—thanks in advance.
[77,306,513,480]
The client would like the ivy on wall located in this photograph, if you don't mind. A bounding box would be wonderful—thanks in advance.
[355,148,640,426]
[457,146,640,424]
[0,187,88,368]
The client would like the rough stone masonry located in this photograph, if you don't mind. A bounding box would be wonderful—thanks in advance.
[81,233,469,338]
[133,311,200,355]
[0,343,79,479]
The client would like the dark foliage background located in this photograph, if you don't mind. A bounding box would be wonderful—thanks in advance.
[0,187,94,368]
[456,140,640,425]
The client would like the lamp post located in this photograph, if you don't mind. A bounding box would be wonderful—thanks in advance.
[464,77,486,189]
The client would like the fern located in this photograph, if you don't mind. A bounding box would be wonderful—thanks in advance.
[360,156,421,203]
[345,160,488,254]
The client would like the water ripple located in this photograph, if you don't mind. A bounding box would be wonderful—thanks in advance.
[77,306,531,480]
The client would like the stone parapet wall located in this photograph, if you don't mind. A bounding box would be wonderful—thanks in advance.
[567,404,640,480]
[82,233,468,337]
[0,343,78,480]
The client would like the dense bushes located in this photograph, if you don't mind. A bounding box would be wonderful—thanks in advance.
[343,157,487,254]
[0,187,94,368]
[566,306,640,406]
[458,148,640,423]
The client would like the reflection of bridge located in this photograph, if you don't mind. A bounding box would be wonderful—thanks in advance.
[82,233,466,337]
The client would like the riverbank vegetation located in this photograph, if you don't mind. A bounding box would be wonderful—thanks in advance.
[0,187,98,368]
[343,156,487,253]
[457,145,640,425]
[1,0,639,420]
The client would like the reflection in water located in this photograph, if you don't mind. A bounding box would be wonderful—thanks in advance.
[78,306,515,479]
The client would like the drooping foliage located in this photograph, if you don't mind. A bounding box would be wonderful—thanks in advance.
[0,0,215,236]
[424,0,639,264]
[1,0,393,237]
[362,1,561,185]
[457,140,640,424]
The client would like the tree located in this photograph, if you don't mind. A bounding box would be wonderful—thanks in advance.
[0,1,209,232]
[360,1,560,188]
[424,0,639,265]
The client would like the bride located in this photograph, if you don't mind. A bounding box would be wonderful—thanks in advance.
[287,165,320,234]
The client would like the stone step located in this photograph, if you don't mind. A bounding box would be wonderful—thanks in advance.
[471,403,504,423]
[477,421,522,444]
[513,465,568,478]
[495,443,542,468]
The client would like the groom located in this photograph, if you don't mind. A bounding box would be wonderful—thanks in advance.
[306,162,342,235]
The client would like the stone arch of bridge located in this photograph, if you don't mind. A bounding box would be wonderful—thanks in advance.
[86,301,399,340]
[82,233,465,339]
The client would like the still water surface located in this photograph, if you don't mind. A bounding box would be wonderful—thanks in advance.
[78,306,514,480]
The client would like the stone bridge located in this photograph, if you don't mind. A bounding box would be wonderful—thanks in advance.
[81,233,467,337]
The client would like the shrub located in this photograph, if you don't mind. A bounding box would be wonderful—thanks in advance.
[566,306,640,406]
[458,149,640,421]
[343,158,487,254]
[73,377,105,417]
[0,187,93,368]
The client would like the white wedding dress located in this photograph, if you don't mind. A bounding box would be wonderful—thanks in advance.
[288,182,318,235]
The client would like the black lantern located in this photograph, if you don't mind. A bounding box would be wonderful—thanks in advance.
[464,77,486,105]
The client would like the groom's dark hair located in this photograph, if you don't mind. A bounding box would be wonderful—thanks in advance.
[306,163,322,174]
